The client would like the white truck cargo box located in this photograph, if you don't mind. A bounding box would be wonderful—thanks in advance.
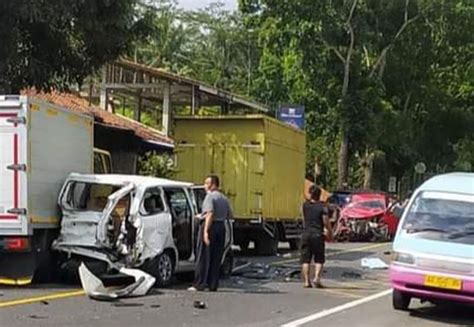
[0,95,93,283]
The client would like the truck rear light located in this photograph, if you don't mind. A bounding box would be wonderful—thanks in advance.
[3,237,30,251]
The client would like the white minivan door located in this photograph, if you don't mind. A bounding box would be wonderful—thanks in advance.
[135,187,173,261]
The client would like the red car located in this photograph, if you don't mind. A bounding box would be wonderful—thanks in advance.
[333,192,400,242]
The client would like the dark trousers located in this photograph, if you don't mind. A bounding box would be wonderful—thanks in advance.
[194,221,225,291]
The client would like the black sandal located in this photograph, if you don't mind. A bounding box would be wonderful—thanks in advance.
[315,283,325,289]
[304,284,313,288]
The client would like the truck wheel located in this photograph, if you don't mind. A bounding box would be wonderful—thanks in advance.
[256,229,279,256]
[237,240,250,252]
[145,251,175,287]
[289,239,300,251]
[220,251,234,279]
[392,290,411,311]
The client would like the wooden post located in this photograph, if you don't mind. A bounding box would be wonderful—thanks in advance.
[99,66,108,110]
[162,82,171,136]
[134,91,142,122]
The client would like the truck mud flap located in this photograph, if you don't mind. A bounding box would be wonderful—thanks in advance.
[0,252,35,285]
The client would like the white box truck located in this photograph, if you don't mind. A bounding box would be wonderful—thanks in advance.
[0,95,94,284]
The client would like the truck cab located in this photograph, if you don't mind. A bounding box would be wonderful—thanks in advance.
[93,148,112,174]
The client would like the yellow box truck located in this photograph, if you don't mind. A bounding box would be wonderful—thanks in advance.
[174,115,305,255]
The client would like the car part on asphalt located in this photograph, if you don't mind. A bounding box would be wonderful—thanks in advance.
[341,271,362,279]
[113,302,145,307]
[193,301,207,309]
[79,263,155,301]
[361,257,389,269]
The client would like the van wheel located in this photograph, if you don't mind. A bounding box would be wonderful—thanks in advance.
[146,252,174,287]
[392,290,411,311]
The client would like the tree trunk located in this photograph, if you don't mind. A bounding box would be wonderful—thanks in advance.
[363,149,375,189]
[337,128,349,188]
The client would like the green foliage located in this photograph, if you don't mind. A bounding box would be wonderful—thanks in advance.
[0,0,151,93]
[453,137,474,172]
[138,151,175,178]
[132,0,260,96]
[239,0,473,189]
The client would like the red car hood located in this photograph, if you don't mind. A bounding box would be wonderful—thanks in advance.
[341,206,385,219]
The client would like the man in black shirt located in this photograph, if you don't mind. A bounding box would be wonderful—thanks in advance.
[301,185,333,288]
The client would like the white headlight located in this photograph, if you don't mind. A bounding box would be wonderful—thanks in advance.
[392,252,415,264]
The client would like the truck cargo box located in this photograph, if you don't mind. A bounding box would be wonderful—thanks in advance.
[0,95,93,283]
[174,115,306,254]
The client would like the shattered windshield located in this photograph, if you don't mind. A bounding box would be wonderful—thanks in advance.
[402,192,474,245]
[62,182,122,212]
[348,199,385,210]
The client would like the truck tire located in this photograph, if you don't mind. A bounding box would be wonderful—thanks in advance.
[145,251,175,287]
[237,239,250,252]
[392,290,411,311]
[33,230,59,283]
[255,229,279,256]
[289,239,300,251]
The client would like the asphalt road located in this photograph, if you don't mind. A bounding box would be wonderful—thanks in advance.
[0,242,472,327]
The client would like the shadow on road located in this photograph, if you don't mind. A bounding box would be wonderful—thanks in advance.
[409,303,474,326]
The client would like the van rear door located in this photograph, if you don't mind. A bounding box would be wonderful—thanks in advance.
[0,96,28,236]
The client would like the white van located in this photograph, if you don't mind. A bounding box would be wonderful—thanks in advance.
[390,172,474,309]
[52,173,233,286]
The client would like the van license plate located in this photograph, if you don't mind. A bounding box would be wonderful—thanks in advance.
[424,275,462,290]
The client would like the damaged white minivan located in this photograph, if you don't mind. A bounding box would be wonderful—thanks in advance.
[52,174,233,287]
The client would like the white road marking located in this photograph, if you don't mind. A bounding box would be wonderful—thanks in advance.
[281,289,393,327]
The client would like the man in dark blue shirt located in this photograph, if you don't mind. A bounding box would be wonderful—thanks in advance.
[301,185,333,288]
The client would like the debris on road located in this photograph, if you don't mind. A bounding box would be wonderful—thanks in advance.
[40,300,49,305]
[113,302,145,307]
[79,263,155,301]
[361,257,389,269]
[28,315,48,319]
[150,304,161,308]
[193,301,207,309]
[232,260,251,274]
[341,271,362,279]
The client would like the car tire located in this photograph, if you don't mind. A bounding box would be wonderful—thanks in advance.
[146,251,175,287]
[392,289,411,311]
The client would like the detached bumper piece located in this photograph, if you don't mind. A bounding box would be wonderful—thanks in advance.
[78,263,155,301]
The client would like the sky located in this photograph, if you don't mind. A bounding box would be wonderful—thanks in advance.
[178,0,237,11]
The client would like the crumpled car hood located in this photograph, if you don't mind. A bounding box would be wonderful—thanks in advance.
[341,206,385,219]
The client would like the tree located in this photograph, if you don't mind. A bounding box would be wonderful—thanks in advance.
[240,0,473,189]
[132,1,260,96]
[0,0,151,93]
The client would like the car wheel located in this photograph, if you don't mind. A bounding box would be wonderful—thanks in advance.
[392,289,411,311]
[147,251,174,287]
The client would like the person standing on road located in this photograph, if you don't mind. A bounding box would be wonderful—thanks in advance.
[301,185,333,288]
[189,175,232,292]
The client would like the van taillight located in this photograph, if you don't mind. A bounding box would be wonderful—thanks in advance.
[4,237,30,251]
